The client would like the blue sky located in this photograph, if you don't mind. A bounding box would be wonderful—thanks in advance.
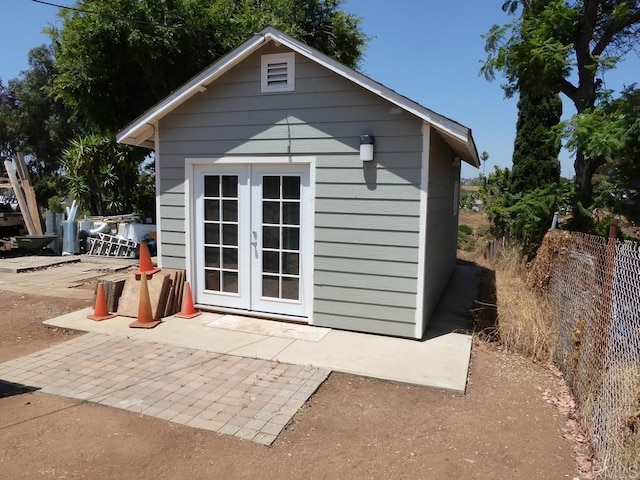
[1,0,639,179]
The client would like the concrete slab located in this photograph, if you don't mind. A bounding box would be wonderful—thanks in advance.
[275,330,472,392]
[40,260,477,393]
[0,257,136,299]
[45,309,472,392]
[0,255,80,273]
[208,315,331,342]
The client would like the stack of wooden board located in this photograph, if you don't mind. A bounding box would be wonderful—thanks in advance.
[3,154,43,236]
[101,268,188,318]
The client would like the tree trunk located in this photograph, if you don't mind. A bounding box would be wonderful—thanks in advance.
[573,149,605,230]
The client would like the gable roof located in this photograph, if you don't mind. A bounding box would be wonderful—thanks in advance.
[116,26,480,167]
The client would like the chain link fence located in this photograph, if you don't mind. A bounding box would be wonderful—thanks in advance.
[530,230,640,479]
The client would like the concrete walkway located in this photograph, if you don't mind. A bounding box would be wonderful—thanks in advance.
[43,308,472,392]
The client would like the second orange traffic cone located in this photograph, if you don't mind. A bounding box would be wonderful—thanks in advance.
[175,282,201,318]
[133,241,160,276]
[88,282,116,321]
[129,273,161,329]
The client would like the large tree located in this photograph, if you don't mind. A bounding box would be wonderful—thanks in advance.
[6,44,83,199]
[483,0,640,223]
[49,0,367,132]
[42,0,366,217]
[505,0,563,194]
[564,85,640,224]
[510,88,562,192]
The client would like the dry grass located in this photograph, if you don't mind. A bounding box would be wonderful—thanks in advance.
[495,265,556,364]
[472,248,556,364]
[583,364,640,479]
[466,228,640,478]
[457,211,556,363]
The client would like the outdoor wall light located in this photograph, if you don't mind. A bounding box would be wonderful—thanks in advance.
[360,135,374,162]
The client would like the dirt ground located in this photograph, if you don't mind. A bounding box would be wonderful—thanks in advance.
[0,288,578,479]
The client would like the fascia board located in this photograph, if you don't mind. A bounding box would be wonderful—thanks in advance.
[116,34,267,145]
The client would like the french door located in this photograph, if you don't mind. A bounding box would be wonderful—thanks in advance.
[193,164,310,317]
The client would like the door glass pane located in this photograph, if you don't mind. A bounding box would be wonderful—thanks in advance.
[202,174,240,298]
[222,175,238,197]
[222,224,238,246]
[222,271,238,293]
[205,246,220,268]
[222,248,238,269]
[281,277,299,300]
[204,199,219,221]
[263,176,280,199]
[283,176,300,199]
[205,270,220,291]
[204,176,219,197]
[263,251,279,273]
[263,201,280,224]
[222,200,238,221]
[281,252,299,275]
[262,275,279,297]
[263,226,280,249]
[259,174,302,302]
[204,223,219,245]
[282,227,299,250]
[282,203,299,225]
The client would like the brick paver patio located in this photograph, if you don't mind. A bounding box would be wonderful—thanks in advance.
[0,332,330,445]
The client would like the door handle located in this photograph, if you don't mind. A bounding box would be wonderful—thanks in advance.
[251,230,258,248]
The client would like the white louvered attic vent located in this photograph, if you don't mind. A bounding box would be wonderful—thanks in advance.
[261,53,295,93]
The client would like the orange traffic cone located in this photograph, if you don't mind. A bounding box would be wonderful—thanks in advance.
[129,273,161,328]
[175,282,201,318]
[133,241,160,276]
[88,282,116,321]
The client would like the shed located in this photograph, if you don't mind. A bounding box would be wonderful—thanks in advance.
[117,27,479,339]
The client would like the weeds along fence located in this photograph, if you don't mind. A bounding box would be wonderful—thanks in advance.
[530,229,640,479]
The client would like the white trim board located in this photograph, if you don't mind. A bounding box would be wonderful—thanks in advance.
[185,156,316,322]
[414,123,430,339]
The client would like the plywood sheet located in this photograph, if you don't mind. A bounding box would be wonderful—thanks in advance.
[116,272,170,319]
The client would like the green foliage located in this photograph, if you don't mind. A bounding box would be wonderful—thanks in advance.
[50,0,367,132]
[459,192,475,209]
[482,0,574,97]
[2,44,84,201]
[458,224,473,236]
[1,0,369,220]
[482,0,640,219]
[61,133,150,217]
[457,224,476,251]
[47,195,65,214]
[563,85,640,224]
[505,183,561,258]
[480,166,513,238]
[562,86,640,162]
[510,87,562,193]
[0,79,19,157]
[481,166,573,258]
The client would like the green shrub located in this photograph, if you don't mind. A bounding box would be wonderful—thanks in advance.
[458,224,473,235]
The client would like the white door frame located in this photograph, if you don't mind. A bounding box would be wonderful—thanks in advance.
[186,156,315,320]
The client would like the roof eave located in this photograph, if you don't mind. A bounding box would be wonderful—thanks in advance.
[116,33,268,146]
[117,26,480,165]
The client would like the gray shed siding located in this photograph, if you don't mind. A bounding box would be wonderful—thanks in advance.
[156,44,426,337]
[418,128,460,337]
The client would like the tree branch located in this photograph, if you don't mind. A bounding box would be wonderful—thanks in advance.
[592,9,640,57]
[560,78,580,108]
